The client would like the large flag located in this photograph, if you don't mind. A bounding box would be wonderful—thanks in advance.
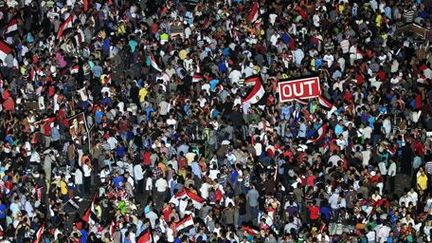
[306,123,327,144]
[175,215,194,233]
[82,195,98,225]
[247,2,259,23]
[242,75,265,105]
[57,14,76,39]
[149,53,162,72]
[137,229,152,243]
[5,19,18,34]
[33,224,45,243]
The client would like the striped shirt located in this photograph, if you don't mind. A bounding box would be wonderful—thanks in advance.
[425,161,432,175]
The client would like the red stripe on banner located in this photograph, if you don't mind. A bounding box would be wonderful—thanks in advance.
[247,2,259,23]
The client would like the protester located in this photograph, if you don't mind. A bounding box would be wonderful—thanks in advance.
[0,0,432,242]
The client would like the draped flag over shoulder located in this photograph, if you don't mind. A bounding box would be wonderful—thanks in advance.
[149,52,162,72]
[5,19,18,34]
[57,14,76,40]
[242,75,265,105]
[247,1,259,23]
[306,123,327,144]
[137,228,152,243]
[33,224,45,243]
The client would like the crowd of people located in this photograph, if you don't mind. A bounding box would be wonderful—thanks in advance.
[0,0,432,242]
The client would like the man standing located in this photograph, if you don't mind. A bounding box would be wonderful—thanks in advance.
[246,185,259,224]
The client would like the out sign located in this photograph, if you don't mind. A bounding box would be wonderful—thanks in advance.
[278,77,321,102]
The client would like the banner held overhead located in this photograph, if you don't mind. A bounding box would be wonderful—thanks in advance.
[278,77,321,103]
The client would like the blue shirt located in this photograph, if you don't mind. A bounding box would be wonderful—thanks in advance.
[112,176,124,188]
[191,161,202,179]
[210,79,219,92]
[335,124,344,137]
[0,204,6,219]
[95,110,104,124]
[80,229,88,243]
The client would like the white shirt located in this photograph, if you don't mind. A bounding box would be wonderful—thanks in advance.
[133,164,144,181]
[228,70,242,85]
[74,169,83,185]
[155,178,168,192]
[387,162,396,177]
[83,164,92,177]
[107,137,118,150]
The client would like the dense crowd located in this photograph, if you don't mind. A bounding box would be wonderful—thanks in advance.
[0,0,432,242]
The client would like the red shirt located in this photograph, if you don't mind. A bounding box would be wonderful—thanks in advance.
[308,205,320,220]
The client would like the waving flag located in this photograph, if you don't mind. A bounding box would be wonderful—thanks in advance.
[57,14,76,39]
[318,95,337,118]
[33,224,45,243]
[137,229,152,243]
[5,19,18,34]
[242,75,265,105]
[174,188,205,209]
[247,2,259,23]
[149,53,162,72]
[306,123,327,144]
[175,215,194,233]
[82,195,98,225]
[242,225,259,236]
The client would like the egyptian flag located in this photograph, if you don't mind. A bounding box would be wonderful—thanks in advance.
[137,229,152,243]
[70,65,80,74]
[175,215,194,233]
[5,19,18,34]
[192,74,203,83]
[175,188,205,209]
[247,2,259,23]
[242,225,259,236]
[74,29,85,46]
[57,14,76,40]
[82,195,98,225]
[149,52,162,72]
[109,220,116,237]
[306,123,327,144]
[242,75,265,105]
[66,198,80,209]
[0,40,12,62]
[318,95,337,117]
[33,224,45,243]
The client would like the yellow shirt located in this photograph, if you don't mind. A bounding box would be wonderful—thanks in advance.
[375,14,382,27]
[418,174,428,191]
[139,88,148,103]
[60,180,68,195]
